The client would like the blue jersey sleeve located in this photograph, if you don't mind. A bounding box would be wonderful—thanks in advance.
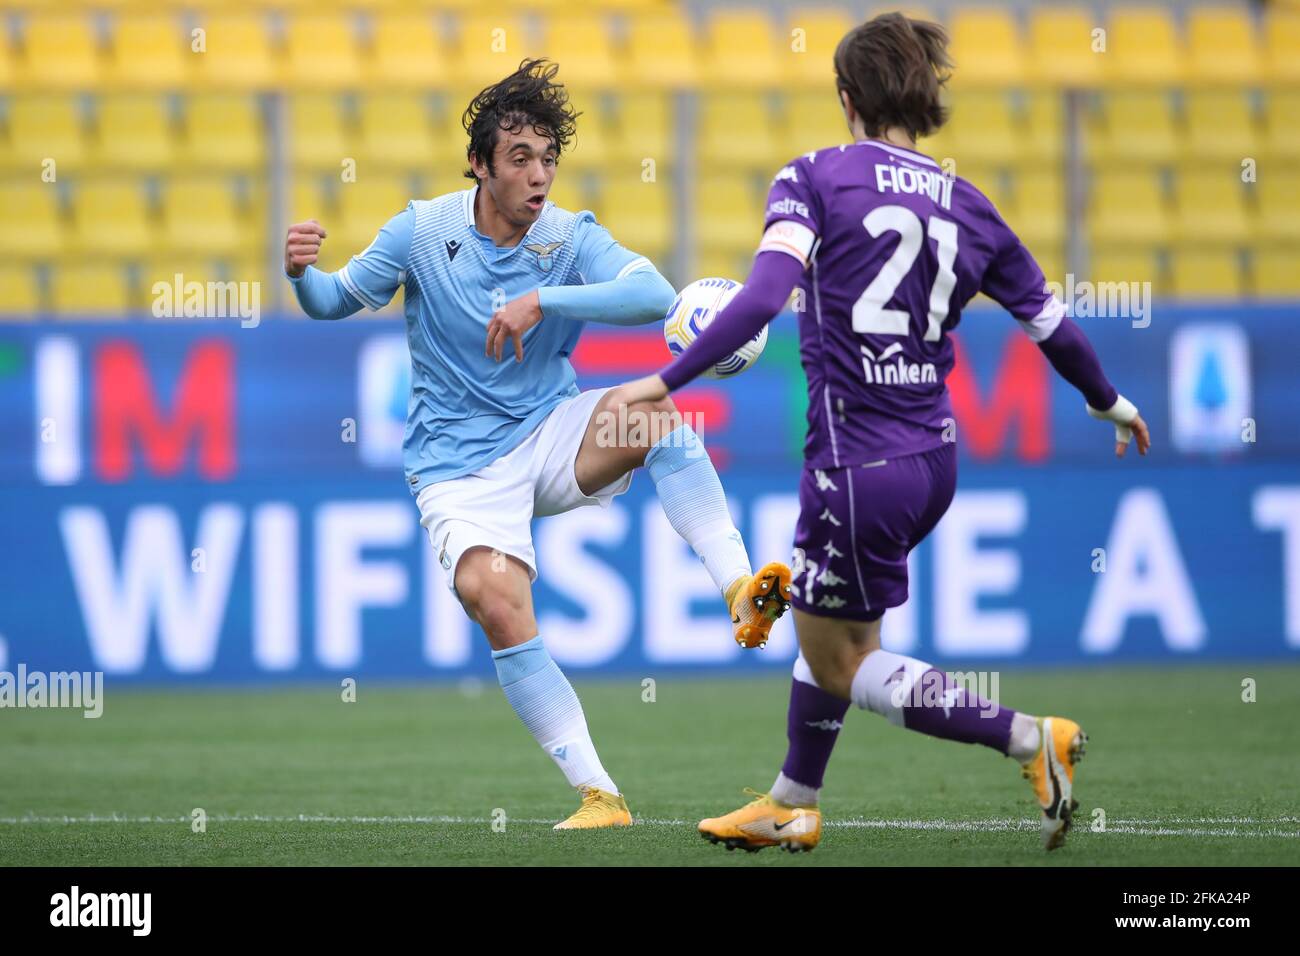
[337,204,415,311]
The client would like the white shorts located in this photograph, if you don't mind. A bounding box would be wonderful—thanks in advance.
[416,387,633,594]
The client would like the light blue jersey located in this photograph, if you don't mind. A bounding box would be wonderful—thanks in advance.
[289,185,675,493]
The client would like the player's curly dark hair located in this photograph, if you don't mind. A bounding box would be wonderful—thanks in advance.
[462,58,580,181]
[834,12,952,141]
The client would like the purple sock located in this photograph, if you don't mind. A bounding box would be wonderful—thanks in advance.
[780,678,851,789]
[897,667,1015,753]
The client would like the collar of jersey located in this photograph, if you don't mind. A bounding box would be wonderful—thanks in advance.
[462,184,545,262]
[854,139,940,168]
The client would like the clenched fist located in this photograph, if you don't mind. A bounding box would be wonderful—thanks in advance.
[285,220,327,278]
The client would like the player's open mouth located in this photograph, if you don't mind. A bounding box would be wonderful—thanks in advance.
[525,194,546,211]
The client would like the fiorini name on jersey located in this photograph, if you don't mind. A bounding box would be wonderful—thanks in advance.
[874,163,954,210]
[861,343,938,385]
[768,197,810,219]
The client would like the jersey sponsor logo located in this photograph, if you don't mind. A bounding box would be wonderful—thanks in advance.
[873,163,954,210]
[767,197,810,219]
[445,239,461,261]
[772,165,798,184]
[859,342,938,386]
[524,240,564,272]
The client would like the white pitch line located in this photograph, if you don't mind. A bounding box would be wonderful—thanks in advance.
[0,813,1297,838]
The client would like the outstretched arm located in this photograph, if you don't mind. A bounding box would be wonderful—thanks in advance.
[285,207,413,321]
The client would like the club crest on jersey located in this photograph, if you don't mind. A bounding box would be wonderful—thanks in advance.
[524,240,563,272]
[445,239,461,261]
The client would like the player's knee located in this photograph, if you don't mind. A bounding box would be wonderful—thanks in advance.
[460,581,528,642]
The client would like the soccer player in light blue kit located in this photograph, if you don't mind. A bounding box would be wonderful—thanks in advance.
[284,60,792,829]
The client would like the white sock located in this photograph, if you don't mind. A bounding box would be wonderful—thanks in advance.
[1007,713,1041,763]
[770,771,820,808]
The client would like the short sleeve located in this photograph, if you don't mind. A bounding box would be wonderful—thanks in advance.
[337,204,415,311]
[757,156,821,268]
[570,213,655,284]
[978,211,1064,342]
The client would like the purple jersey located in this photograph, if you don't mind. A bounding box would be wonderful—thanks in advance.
[760,140,1062,468]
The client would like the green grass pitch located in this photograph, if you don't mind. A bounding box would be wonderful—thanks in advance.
[2,664,1297,866]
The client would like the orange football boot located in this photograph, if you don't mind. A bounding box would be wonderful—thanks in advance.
[1020,716,1087,850]
[699,789,821,853]
[727,562,794,649]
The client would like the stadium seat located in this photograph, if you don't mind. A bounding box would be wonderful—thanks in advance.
[160,177,248,256]
[0,265,40,316]
[696,175,765,252]
[451,14,530,87]
[70,178,154,257]
[562,93,613,171]
[1170,248,1244,298]
[1004,168,1064,249]
[944,91,1020,165]
[697,94,782,172]
[1103,8,1185,85]
[105,15,188,90]
[282,15,364,90]
[784,9,852,88]
[142,256,227,303]
[701,10,784,90]
[786,92,849,155]
[180,95,265,172]
[544,173,585,215]
[623,11,700,89]
[1254,173,1300,243]
[368,14,448,89]
[948,9,1026,86]
[0,181,66,259]
[1089,246,1164,291]
[288,94,351,172]
[92,95,178,172]
[1184,91,1258,164]
[1187,8,1261,85]
[336,176,410,254]
[1252,244,1300,295]
[693,248,753,284]
[538,15,619,89]
[50,264,133,316]
[356,93,438,171]
[0,96,90,173]
[1174,169,1252,246]
[190,15,277,91]
[1263,12,1300,83]
[592,181,672,262]
[1085,92,1179,166]
[1028,8,1102,86]
[1022,91,1064,163]
[608,92,675,168]
[1261,90,1300,162]
[16,14,102,91]
[1087,170,1171,246]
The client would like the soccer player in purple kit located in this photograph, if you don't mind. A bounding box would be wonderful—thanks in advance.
[611,12,1151,851]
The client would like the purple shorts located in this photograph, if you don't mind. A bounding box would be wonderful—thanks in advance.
[790,443,957,621]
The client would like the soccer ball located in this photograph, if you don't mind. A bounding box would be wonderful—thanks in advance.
[662,277,768,379]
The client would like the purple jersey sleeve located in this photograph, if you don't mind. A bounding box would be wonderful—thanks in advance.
[763,155,823,241]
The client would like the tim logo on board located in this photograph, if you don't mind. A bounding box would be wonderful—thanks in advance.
[357,334,408,468]
[1169,323,1252,454]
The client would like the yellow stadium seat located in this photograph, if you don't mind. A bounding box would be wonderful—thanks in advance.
[368,14,448,89]
[1187,8,1260,84]
[282,15,363,90]
[1089,246,1163,290]
[290,175,334,225]
[142,257,227,301]
[948,9,1026,86]
[0,96,89,173]
[1264,13,1300,83]
[92,95,178,172]
[1252,244,1300,296]
[1022,91,1064,163]
[697,175,764,252]
[539,15,619,89]
[1085,92,1179,165]
[697,94,782,172]
[336,177,410,254]
[701,10,784,90]
[544,173,585,215]
[1184,91,1258,164]
[1103,9,1184,86]
[957,163,1007,207]
[70,178,154,257]
[0,181,66,259]
[786,92,849,155]
[0,26,12,91]
[17,15,102,91]
[1004,168,1064,249]
[1030,244,1066,288]
[105,15,188,90]
[161,177,247,256]
[1261,90,1300,162]
[357,93,437,171]
[624,12,700,90]
[1028,9,1102,86]
[0,265,40,316]
[609,93,675,168]
[1174,169,1251,245]
[784,9,852,88]
[190,15,276,91]
[593,181,672,261]
[944,91,1020,165]
[1087,170,1170,246]
[51,264,132,316]
[433,92,477,169]
[1170,248,1243,298]
[288,94,351,171]
[563,93,612,171]
[451,14,530,87]
[181,95,264,171]
[1254,173,1300,243]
